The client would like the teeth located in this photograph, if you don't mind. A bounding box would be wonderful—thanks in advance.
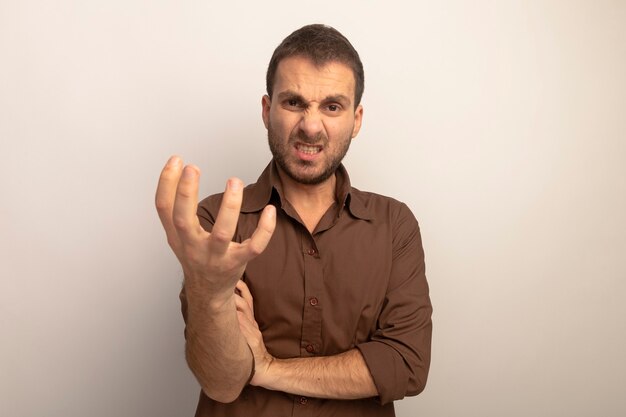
[297,144,321,155]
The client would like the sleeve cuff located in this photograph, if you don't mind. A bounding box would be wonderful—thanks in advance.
[356,341,409,405]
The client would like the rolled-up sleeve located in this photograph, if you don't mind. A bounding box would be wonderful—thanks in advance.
[356,203,432,405]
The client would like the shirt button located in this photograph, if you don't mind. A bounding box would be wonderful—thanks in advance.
[307,248,316,256]
[309,297,319,306]
[306,344,315,353]
[299,396,308,405]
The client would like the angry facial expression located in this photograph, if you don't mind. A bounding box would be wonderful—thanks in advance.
[262,56,363,185]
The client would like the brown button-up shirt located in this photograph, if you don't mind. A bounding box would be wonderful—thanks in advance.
[181,161,432,416]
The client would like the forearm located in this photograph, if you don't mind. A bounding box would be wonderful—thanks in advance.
[157,159,275,402]
[185,289,252,403]
[255,348,378,400]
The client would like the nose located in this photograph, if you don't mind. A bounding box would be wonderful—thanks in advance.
[298,109,323,140]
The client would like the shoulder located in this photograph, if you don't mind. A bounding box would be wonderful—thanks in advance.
[349,187,422,252]
[349,187,417,224]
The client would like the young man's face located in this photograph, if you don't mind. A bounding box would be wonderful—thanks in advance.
[262,56,363,185]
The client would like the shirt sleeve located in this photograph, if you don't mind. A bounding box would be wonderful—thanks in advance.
[356,202,433,405]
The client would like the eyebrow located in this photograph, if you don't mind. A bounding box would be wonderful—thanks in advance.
[276,90,352,105]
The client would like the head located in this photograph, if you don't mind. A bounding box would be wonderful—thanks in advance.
[263,25,365,185]
[266,24,365,109]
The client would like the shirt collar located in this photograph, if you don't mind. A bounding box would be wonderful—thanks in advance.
[241,160,374,221]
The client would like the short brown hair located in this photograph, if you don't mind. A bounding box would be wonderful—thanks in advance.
[266,24,365,107]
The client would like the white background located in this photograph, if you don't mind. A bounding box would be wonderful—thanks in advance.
[1,1,625,416]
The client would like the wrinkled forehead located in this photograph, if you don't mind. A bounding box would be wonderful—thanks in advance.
[273,56,356,103]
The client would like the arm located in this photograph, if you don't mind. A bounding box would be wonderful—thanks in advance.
[155,156,276,403]
[182,286,251,403]
[256,349,377,399]
[356,203,432,403]
[235,281,378,399]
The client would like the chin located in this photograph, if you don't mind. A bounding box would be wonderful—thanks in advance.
[286,166,335,185]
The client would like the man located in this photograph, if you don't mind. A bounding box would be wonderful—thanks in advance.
[156,24,432,416]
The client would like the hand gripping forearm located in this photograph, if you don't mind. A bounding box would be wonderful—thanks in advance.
[235,281,378,400]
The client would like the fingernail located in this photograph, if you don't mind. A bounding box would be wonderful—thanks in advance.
[266,204,276,218]
[229,178,242,191]
[167,155,180,166]
[182,166,196,179]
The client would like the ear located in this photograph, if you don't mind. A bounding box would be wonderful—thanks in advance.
[261,95,271,129]
[351,104,363,138]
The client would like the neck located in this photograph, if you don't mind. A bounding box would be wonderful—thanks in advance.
[277,166,337,208]
[276,166,337,232]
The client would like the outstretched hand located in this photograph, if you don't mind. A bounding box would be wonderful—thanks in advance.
[155,156,276,305]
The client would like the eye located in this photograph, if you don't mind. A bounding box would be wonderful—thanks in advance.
[282,98,304,111]
[327,104,339,112]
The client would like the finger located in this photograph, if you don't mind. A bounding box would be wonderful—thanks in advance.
[235,280,254,315]
[172,164,204,241]
[208,178,245,256]
[237,311,256,344]
[236,308,262,345]
[234,293,254,322]
[234,204,276,264]
[155,156,183,248]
